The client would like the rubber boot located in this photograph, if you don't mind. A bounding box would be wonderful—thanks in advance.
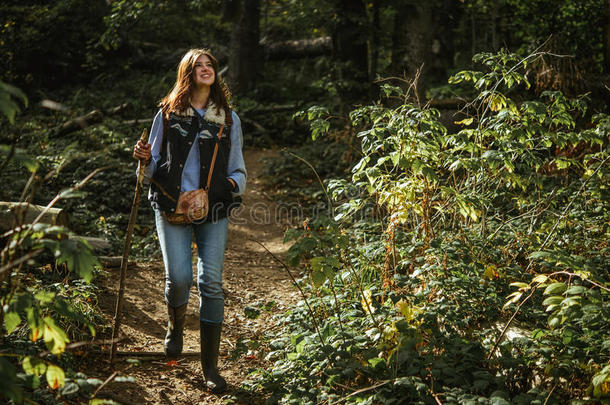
[200,321,227,394]
[164,303,187,357]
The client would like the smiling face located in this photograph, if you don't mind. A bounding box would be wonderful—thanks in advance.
[192,54,215,89]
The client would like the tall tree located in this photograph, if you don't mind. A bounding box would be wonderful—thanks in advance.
[331,0,369,105]
[226,0,262,94]
[389,0,434,102]
[605,0,610,74]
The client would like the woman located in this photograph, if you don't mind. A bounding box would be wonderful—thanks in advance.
[133,48,246,394]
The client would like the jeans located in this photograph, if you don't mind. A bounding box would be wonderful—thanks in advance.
[154,210,228,324]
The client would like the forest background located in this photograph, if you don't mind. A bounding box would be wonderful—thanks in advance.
[0,0,609,404]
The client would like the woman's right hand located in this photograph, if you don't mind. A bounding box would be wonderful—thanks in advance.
[133,140,151,163]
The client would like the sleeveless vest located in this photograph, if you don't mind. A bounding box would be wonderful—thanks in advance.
[150,106,240,222]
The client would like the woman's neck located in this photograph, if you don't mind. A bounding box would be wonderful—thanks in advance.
[190,87,210,110]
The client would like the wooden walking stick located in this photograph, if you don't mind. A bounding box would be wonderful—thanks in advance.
[110,128,149,363]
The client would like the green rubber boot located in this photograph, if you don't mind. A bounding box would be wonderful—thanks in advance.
[200,321,227,394]
[164,303,187,357]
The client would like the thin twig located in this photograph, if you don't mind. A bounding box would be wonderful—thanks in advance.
[328,380,391,405]
[287,151,334,219]
[543,382,558,405]
[0,249,43,278]
[91,371,118,398]
[487,284,539,360]
[160,390,174,405]
[252,239,325,346]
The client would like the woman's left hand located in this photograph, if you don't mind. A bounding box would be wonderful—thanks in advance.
[133,140,151,163]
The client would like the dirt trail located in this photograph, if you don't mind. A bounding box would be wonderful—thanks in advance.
[92,148,297,404]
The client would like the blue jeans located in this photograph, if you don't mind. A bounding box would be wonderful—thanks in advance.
[154,210,228,324]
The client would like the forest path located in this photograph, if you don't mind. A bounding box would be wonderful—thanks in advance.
[92,147,297,404]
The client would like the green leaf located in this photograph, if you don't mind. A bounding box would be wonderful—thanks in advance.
[309,257,325,272]
[532,274,549,284]
[0,357,22,403]
[57,188,87,200]
[311,269,327,288]
[244,306,261,320]
[61,381,80,396]
[34,291,56,305]
[22,356,47,377]
[4,311,21,333]
[42,317,69,355]
[421,166,439,183]
[542,296,563,306]
[295,339,306,354]
[56,238,99,282]
[543,282,567,296]
[368,357,385,369]
[592,372,610,388]
[548,316,561,329]
[528,251,554,261]
[565,285,586,295]
[46,364,65,390]
[0,81,28,124]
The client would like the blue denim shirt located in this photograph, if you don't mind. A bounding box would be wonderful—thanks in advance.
[143,108,247,197]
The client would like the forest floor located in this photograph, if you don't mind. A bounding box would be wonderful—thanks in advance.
[85,147,298,405]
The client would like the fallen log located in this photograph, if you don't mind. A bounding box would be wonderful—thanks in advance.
[0,202,70,231]
[98,256,123,268]
[263,36,332,61]
[115,350,200,357]
[243,104,299,114]
[428,97,469,109]
[49,103,129,138]
[123,117,153,126]
[78,236,112,253]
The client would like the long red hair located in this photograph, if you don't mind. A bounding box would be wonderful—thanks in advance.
[159,48,231,118]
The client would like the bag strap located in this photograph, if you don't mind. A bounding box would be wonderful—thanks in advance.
[159,106,230,191]
[205,124,224,191]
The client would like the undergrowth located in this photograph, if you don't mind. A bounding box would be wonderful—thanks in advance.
[251,50,609,404]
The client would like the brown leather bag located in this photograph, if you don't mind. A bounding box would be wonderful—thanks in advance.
[165,124,224,225]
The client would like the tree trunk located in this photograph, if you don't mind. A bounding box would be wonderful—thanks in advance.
[331,0,369,104]
[228,0,262,94]
[389,1,433,103]
[605,0,610,74]
[370,0,380,98]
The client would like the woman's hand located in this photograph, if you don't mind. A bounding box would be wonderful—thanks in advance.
[133,140,151,163]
